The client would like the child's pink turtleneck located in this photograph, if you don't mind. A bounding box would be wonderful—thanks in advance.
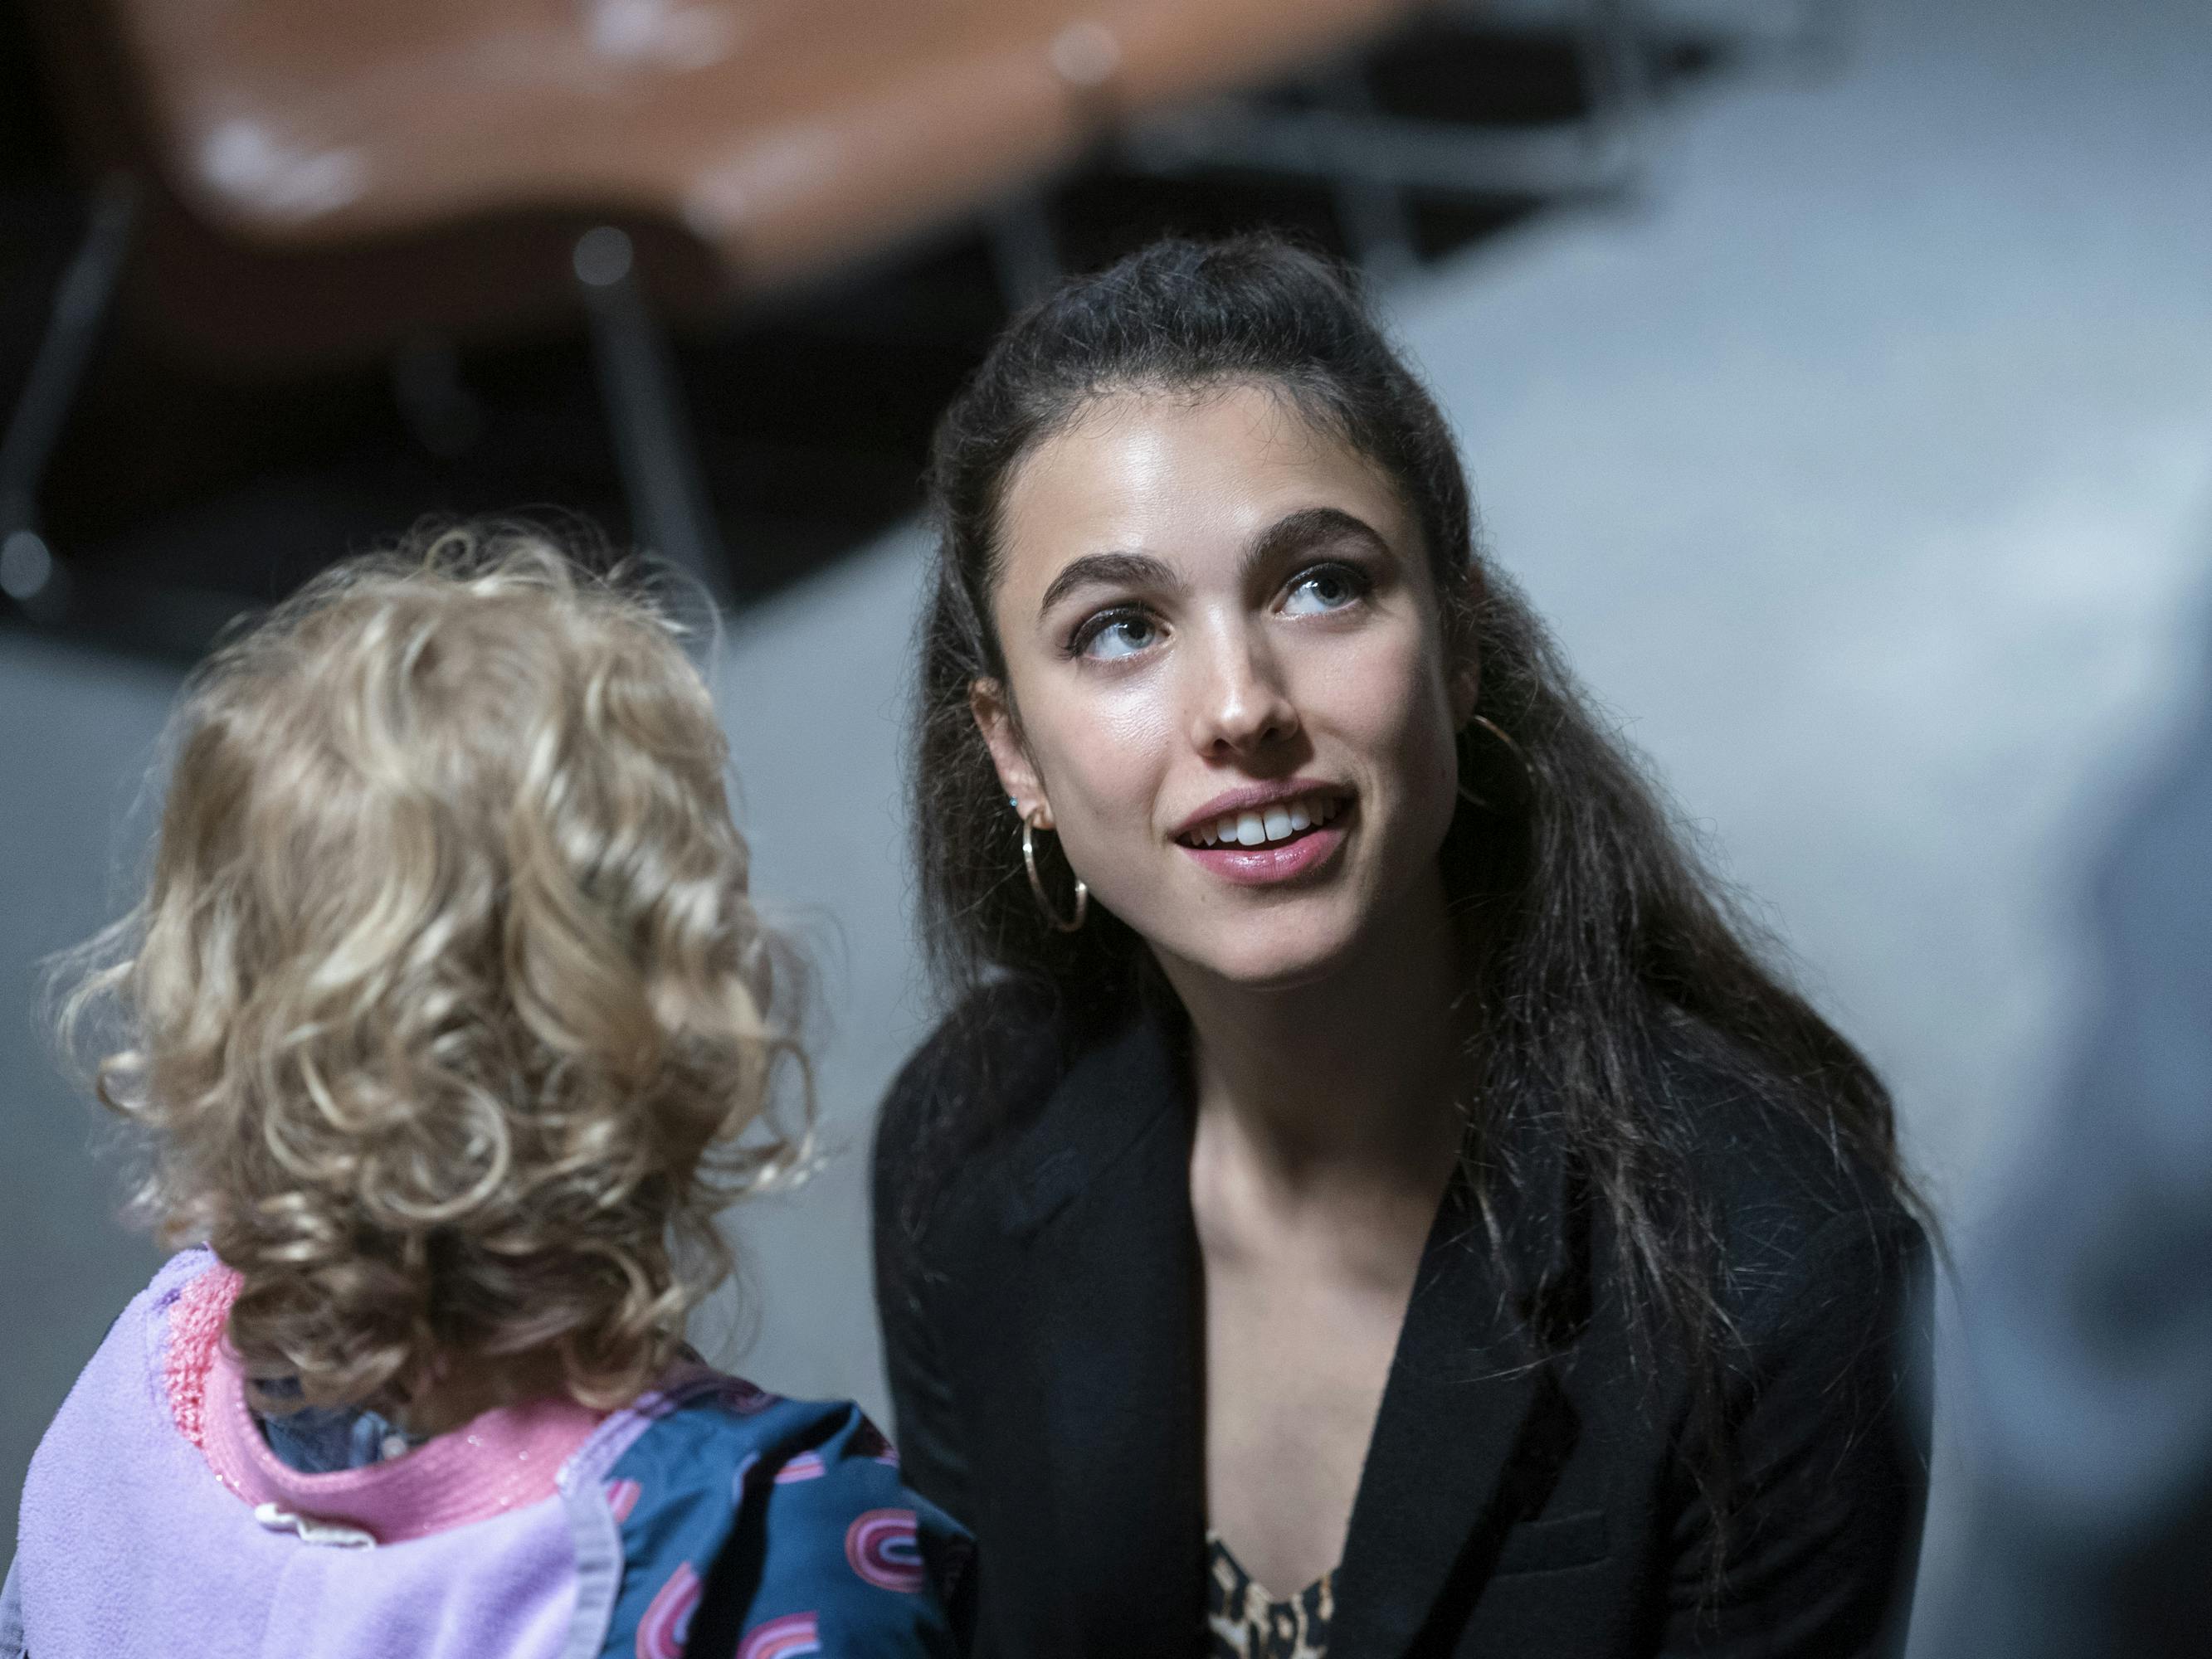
[172,1262,604,1545]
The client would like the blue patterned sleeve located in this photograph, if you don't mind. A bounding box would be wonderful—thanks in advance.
[735,1406,969,1657]
[598,1383,969,1659]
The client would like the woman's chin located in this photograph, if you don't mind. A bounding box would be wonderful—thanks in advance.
[1156,922,1362,996]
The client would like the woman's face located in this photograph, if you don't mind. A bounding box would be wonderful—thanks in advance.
[977,382,1475,990]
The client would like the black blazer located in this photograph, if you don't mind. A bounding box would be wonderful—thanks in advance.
[872,991,1930,1659]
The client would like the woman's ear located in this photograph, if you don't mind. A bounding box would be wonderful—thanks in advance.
[971,678,1051,827]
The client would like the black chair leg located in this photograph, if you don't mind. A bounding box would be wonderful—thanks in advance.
[1,174,135,624]
[573,225,735,611]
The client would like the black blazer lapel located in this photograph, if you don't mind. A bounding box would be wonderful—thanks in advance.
[997,1007,1207,1656]
[1329,1129,1587,1658]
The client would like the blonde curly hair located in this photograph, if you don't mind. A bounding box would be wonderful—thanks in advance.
[55,525,810,1423]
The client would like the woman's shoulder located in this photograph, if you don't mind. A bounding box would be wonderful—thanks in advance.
[882,978,1076,1115]
[874,979,1082,1214]
[1649,1026,1928,1336]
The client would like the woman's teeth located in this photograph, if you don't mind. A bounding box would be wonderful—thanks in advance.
[1188,794,1343,849]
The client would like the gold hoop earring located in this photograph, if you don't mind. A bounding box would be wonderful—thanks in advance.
[1457,713,1532,812]
[1022,811,1089,932]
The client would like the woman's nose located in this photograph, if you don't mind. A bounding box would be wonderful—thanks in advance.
[1186,629,1300,757]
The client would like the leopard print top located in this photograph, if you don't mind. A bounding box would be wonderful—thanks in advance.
[1206,1531,1335,1659]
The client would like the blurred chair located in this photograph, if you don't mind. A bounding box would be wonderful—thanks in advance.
[38,0,1432,362]
[13,0,1430,606]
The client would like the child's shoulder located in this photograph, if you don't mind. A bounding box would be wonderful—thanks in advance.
[592,1365,908,1542]
[59,1261,967,1657]
[53,1247,235,1453]
[587,1368,968,1659]
[607,1365,888,1463]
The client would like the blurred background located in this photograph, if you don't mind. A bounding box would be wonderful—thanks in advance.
[3,0,2208,1642]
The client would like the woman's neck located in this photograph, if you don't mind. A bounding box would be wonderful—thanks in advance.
[1163,873,1469,1206]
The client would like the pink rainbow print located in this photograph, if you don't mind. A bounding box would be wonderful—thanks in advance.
[845,1508,926,1593]
[634,1561,700,1659]
[736,1611,821,1659]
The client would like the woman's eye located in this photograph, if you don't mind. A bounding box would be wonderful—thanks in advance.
[1078,612,1160,660]
[1282,565,1367,616]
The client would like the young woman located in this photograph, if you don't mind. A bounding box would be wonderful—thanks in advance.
[873,238,1930,1659]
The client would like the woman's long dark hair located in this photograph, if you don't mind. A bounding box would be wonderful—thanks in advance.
[907,236,1917,1534]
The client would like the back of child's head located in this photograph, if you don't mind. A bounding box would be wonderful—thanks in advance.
[56,524,807,1423]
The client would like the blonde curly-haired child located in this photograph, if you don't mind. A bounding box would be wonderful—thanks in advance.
[5,528,964,1659]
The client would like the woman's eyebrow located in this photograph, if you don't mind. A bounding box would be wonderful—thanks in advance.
[1036,550,1183,616]
[1244,506,1394,574]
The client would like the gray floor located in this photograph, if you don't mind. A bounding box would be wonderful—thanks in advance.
[5,0,2210,1637]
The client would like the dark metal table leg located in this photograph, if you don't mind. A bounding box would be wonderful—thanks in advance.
[574,225,735,611]
[1,174,135,623]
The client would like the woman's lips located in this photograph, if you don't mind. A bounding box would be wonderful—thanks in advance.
[1178,820,1347,886]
